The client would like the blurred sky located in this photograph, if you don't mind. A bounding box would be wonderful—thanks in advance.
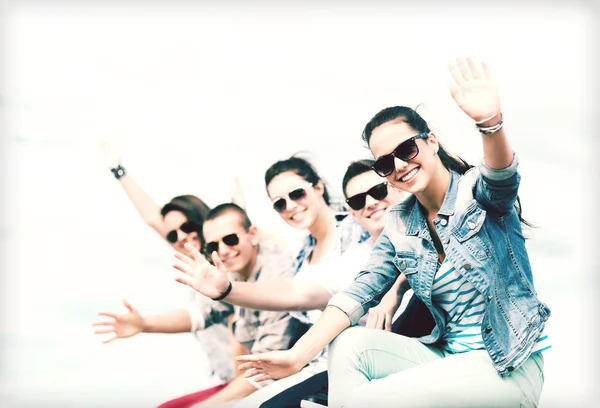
[1,1,598,407]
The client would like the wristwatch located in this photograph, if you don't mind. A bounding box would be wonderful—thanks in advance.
[111,164,126,180]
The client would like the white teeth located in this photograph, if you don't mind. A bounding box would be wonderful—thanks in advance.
[401,168,419,182]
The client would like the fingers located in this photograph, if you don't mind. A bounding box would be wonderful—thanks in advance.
[122,298,136,312]
[466,57,480,79]
[173,251,195,268]
[103,335,118,344]
[211,252,227,271]
[174,273,194,288]
[92,320,114,327]
[448,62,466,87]
[455,58,472,81]
[173,258,193,276]
[366,312,375,329]
[481,61,492,79]
[93,327,116,334]
[97,312,117,319]
[184,243,207,263]
[384,314,392,332]
[252,373,272,383]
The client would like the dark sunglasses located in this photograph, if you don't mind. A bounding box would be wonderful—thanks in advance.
[166,221,201,244]
[205,233,240,254]
[272,185,311,213]
[346,182,389,211]
[371,132,429,177]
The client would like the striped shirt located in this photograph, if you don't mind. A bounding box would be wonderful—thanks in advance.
[432,258,551,354]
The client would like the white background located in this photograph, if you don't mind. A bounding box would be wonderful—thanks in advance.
[1,2,597,407]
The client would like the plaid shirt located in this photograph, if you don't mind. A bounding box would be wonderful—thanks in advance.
[188,240,308,383]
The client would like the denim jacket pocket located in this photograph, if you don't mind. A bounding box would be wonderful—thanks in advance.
[393,252,420,293]
[451,201,490,261]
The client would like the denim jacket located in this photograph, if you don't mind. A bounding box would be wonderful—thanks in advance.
[329,154,551,378]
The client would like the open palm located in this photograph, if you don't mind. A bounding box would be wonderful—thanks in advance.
[449,57,501,123]
[173,243,231,299]
[92,299,144,343]
[236,350,305,383]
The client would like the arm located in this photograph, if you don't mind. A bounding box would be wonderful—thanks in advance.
[365,274,411,331]
[115,173,169,237]
[235,233,400,381]
[228,314,250,377]
[196,375,258,407]
[99,142,169,238]
[173,245,332,312]
[236,306,351,382]
[92,300,192,343]
[142,308,192,333]
[448,58,520,213]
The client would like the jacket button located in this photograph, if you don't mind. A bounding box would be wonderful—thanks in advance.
[440,218,448,226]
[484,327,492,334]
[467,221,476,230]
[507,366,514,372]
[444,236,450,244]
[400,261,406,270]
[464,263,472,270]
[487,295,493,301]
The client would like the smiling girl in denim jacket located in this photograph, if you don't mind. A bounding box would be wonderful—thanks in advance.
[237,58,551,408]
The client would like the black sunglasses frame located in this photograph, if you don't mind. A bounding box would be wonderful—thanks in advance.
[205,233,240,254]
[346,182,389,211]
[371,132,429,177]
[166,221,202,244]
[272,185,311,213]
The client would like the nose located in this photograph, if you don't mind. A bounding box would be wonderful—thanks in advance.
[177,229,188,243]
[218,241,234,258]
[284,198,299,213]
[364,194,379,210]
[394,156,408,172]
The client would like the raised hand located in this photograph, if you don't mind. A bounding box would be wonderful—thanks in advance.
[448,57,501,123]
[236,350,305,383]
[98,139,124,170]
[92,299,144,343]
[173,243,231,300]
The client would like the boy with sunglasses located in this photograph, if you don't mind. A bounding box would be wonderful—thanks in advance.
[94,204,308,407]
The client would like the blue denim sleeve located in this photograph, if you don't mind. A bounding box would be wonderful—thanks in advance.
[475,153,521,215]
[328,231,399,325]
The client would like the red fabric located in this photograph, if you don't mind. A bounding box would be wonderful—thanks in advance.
[157,382,230,408]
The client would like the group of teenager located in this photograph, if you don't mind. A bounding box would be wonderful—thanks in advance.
[93,58,551,407]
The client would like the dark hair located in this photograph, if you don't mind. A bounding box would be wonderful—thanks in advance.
[342,159,375,198]
[361,106,532,227]
[161,195,211,225]
[205,203,252,231]
[264,156,331,205]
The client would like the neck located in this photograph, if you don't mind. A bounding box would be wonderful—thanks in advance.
[308,204,336,244]
[369,228,383,242]
[415,165,451,218]
[238,248,259,281]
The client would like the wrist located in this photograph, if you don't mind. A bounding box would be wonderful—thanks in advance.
[111,164,127,180]
[212,281,233,301]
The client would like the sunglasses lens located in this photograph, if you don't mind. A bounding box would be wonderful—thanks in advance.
[372,156,395,177]
[289,188,307,201]
[273,198,287,213]
[180,221,198,234]
[166,230,178,244]
[346,194,366,211]
[222,234,239,247]
[395,139,419,161]
[370,183,389,201]
[205,242,219,254]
